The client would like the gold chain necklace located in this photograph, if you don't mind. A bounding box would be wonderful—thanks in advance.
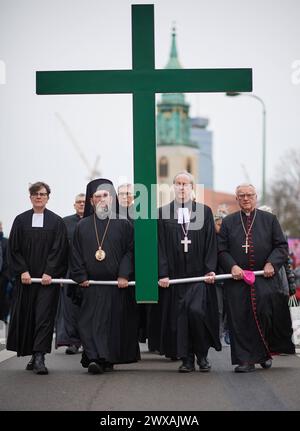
[94,212,111,261]
[239,209,257,254]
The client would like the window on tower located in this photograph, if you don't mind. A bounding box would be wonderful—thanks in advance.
[186,157,192,173]
[159,157,168,177]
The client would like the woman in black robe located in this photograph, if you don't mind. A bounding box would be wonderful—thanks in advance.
[6,182,68,374]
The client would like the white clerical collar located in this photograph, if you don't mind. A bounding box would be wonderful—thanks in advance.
[242,209,255,217]
[177,207,190,224]
[32,213,44,228]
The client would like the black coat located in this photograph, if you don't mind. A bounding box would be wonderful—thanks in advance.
[218,209,294,365]
[70,215,140,364]
[158,200,221,359]
[7,209,68,355]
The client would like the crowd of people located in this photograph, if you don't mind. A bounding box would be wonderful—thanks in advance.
[0,174,298,375]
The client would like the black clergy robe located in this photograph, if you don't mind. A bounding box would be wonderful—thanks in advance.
[0,235,10,323]
[55,213,82,348]
[119,205,161,351]
[218,209,295,366]
[70,215,140,365]
[158,200,221,360]
[6,209,68,356]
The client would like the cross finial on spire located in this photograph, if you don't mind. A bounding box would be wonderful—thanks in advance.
[165,23,182,69]
[172,21,176,34]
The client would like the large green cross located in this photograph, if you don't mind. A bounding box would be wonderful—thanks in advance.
[36,4,252,302]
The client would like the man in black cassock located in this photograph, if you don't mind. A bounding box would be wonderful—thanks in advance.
[118,183,161,352]
[118,183,147,342]
[70,178,140,374]
[6,182,68,374]
[218,184,295,373]
[258,205,296,355]
[55,193,85,354]
[158,172,221,373]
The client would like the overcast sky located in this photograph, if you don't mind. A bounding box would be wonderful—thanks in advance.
[0,0,299,233]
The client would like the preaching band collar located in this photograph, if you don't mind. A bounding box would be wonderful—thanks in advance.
[174,199,193,211]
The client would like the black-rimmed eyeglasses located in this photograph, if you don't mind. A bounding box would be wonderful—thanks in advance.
[31,192,48,197]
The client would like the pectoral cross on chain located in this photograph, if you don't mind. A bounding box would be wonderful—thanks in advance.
[242,236,249,254]
[181,236,191,253]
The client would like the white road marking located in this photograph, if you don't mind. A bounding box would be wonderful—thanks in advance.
[0,348,16,363]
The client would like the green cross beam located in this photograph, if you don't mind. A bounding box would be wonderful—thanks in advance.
[36,4,252,303]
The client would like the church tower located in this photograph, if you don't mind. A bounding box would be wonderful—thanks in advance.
[156,27,200,206]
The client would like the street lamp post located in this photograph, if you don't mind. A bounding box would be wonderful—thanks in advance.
[226,92,267,205]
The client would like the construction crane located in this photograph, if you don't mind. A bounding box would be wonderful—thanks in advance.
[241,163,251,184]
[55,112,102,181]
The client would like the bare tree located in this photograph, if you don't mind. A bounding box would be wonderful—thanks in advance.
[266,149,300,237]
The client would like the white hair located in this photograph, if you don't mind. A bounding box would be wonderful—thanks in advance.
[173,171,194,186]
[235,183,256,195]
[75,193,85,201]
[118,183,133,192]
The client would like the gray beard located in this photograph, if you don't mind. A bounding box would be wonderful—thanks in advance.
[95,204,111,220]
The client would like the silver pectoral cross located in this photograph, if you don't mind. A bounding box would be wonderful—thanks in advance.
[181,235,191,253]
[242,237,249,254]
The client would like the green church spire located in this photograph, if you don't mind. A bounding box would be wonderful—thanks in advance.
[157,26,195,147]
[165,26,182,69]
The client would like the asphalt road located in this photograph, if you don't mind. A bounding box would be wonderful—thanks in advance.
[0,342,300,412]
